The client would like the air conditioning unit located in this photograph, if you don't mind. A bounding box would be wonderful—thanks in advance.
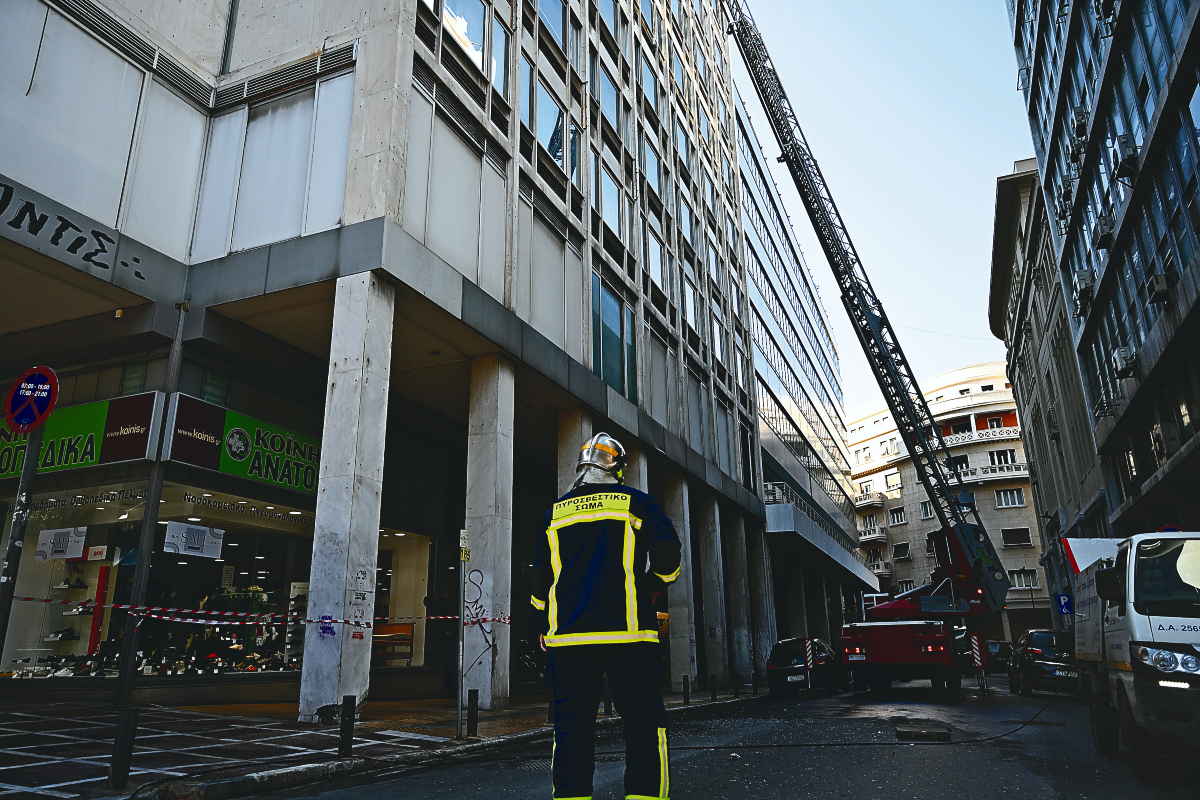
[1073,269,1095,303]
[1093,214,1115,249]
[1112,347,1136,378]
[1114,133,1139,179]
[1148,272,1172,303]
[1072,106,1090,140]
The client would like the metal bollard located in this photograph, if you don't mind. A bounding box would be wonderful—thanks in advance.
[467,688,479,737]
[338,695,356,757]
[603,677,613,716]
[682,674,690,706]
[106,706,140,789]
[710,674,718,702]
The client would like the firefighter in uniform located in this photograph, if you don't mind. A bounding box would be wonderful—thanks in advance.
[532,432,682,800]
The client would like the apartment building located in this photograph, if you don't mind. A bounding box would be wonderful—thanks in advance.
[847,363,1048,641]
[989,159,1115,632]
[734,93,876,651]
[1005,1,1200,541]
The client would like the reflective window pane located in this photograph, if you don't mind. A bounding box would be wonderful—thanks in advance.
[537,81,564,168]
[602,167,621,235]
[491,19,509,95]
[444,0,486,70]
[600,67,619,129]
[601,283,624,392]
[539,0,566,47]
[521,57,533,126]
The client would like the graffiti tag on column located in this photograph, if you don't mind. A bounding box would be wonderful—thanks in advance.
[462,567,493,680]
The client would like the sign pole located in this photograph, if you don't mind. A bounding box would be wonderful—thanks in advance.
[456,529,469,739]
[0,425,45,654]
[0,365,60,657]
[114,300,188,706]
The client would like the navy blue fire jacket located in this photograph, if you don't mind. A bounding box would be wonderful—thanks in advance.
[531,484,682,646]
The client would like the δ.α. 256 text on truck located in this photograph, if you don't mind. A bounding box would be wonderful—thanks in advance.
[1068,533,1200,776]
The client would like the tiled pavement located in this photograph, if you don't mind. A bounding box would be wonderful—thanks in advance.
[0,687,754,799]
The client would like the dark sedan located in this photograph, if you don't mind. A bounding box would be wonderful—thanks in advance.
[1009,629,1079,695]
[766,637,843,697]
[986,640,1012,674]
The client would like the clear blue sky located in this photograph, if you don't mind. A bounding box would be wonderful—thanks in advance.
[730,1,1034,415]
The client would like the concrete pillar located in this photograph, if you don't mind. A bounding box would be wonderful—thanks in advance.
[299,272,395,723]
[556,408,591,496]
[623,438,648,493]
[786,565,807,640]
[1001,608,1013,642]
[818,568,833,642]
[724,513,753,685]
[696,495,729,687]
[463,355,516,710]
[746,522,777,675]
[664,474,697,691]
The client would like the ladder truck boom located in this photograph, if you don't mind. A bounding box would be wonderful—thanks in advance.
[728,1,1009,618]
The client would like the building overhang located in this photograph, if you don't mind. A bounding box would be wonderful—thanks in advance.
[766,503,879,591]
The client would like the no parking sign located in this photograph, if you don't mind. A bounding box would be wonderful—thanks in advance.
[4,366,58,433]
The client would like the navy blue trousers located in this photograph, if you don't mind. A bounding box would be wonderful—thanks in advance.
[546,642,669,799]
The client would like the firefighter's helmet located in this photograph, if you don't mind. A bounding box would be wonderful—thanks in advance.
[577,432,626,478]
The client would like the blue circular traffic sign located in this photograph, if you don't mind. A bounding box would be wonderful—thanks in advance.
[5,366,58,434]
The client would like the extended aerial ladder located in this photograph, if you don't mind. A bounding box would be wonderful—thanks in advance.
[727,1,1010,623]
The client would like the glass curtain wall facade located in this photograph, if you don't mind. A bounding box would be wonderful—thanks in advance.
[733,94,856,545]
[1007,0,1200,535]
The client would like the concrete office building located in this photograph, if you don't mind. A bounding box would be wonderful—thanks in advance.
[0,0,861,717]
[734,94,877,653]
[1005,1,1200,543]
[989,159,1115,632]
[847,363,1048,641]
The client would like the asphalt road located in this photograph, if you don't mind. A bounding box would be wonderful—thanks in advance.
[264,677,1196,799]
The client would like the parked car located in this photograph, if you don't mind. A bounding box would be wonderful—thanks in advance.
[1009,629,1079,696]
[766,637,843,697]
[985,640,1012,674]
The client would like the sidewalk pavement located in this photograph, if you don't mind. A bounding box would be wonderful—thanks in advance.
[0,686,761,799]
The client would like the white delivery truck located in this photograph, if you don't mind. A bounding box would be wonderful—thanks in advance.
[1068,533,1200,777]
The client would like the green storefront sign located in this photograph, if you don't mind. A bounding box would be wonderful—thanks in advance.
[164,394,321,495]
[0,393,162,478]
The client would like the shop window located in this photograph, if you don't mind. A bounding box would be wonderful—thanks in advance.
[202,369,230,406]
[1001,528,1033,547]
[120,362,147,396]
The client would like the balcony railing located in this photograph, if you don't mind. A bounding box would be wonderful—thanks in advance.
[978,463,1028,477]
[854,491,886,509]
[762,482,867,566]
[867,560,892,577]
[942,426,1021,447]
[858,527,888,545]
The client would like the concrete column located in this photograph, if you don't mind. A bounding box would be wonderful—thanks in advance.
[556,408,591,496]
[623,438,649,493]
[724,513,753,685]
[1001,608,1013,642]
[463,355,516,710]
[818,568,833,642]
[746,522,777,675]
[299,272,395,723]
[696,495,729,688]
[786,566,807,640]
[664,474,697,692]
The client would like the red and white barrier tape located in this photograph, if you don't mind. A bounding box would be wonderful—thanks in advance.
[15,596,511,627]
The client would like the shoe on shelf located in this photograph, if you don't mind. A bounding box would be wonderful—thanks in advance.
[52,668,73,677]
[51,581,70,590]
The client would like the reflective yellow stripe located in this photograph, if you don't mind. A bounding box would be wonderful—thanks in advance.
[583,441,620,457]
[544,630,660,646]
[549,509,639,530]
[654,566,681,583]
[530,595,546,610]
[623,520,638,632]
[547,529,563,636]
[659,726,668,797]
